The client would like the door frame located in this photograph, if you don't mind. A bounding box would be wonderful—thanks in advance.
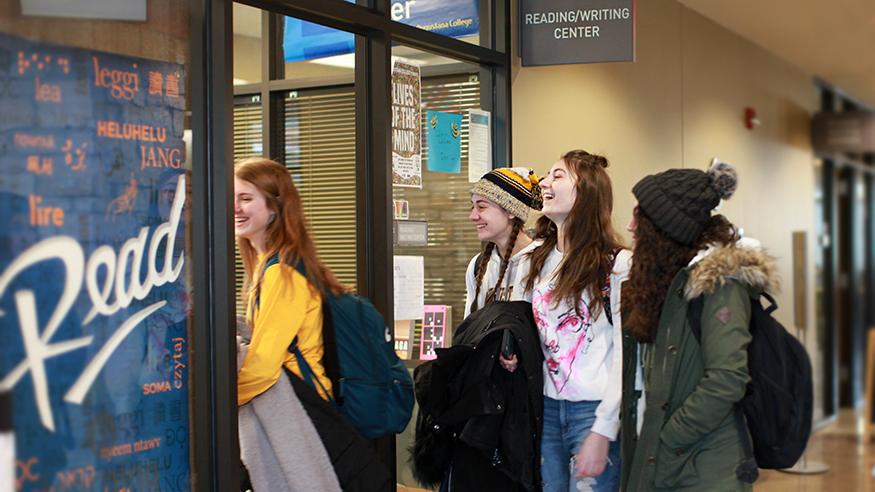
[193,0,513,488]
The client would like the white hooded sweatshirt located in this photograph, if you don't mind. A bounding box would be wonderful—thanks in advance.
[464,240,542,318]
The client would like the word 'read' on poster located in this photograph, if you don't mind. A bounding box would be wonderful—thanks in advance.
[467,109,491,182]
[391,58,422,188]
[425,110,462,174]
[0,33,190,492]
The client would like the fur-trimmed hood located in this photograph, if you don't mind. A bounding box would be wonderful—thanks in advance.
[684,240,780,300]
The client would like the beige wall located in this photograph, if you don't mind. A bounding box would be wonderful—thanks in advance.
[512,0,824,419]
[234,33,262,84]
[0,0,189,64]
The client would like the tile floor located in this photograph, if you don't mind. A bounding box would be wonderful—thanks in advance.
[398,410,875,491]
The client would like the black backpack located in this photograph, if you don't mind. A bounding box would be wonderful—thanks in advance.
[688,292,813,478]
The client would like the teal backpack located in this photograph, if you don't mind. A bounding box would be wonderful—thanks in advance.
[263,256,415,439]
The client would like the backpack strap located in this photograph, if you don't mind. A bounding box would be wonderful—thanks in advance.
[291,260,343,404]
[254,255,282,309]
[257,255,342,403]
[761,291,778,315]
[686,295,758,483]
[687,296,704,343]
[288,336,334,403]
[601,249,621,326]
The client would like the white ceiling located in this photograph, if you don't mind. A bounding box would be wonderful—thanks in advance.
[233,2,875,108]
[679,0,875,109]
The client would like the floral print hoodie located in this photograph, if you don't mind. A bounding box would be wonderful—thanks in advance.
[532,247,632,439]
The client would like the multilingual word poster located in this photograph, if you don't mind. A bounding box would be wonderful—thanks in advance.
[0,33,191,492]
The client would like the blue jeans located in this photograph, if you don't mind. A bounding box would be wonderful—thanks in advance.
[541,397,620,492]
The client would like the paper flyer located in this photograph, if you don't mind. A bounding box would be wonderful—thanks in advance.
[391,59,422,188]
[468,109,491,182]
[419,305,449,360]
[426,110,462,173]
[393,255,424,321]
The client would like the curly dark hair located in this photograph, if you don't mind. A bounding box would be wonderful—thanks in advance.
[624,209,737,342]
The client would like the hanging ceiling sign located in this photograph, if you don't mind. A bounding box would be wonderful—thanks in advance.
[283,0,479,63]
[519,0,636,67]
[812,111,875,155]
[21,0,147,21]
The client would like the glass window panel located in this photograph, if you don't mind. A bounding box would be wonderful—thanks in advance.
[233,15,358,306]
[283,88,358,290]
[233,94,263,314]
[233,2,263,84]
[391,0,484,48]
[389,45,485,488]
[280,15,356,85]
[277,0,487,84]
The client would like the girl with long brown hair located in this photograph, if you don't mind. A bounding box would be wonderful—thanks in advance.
[620,162,771,491]
[527,150,631,492]
[234,157,343,405]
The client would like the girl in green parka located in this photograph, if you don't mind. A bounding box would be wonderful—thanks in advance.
[620,162,778,491]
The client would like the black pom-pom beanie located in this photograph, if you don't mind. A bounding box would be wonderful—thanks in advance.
[632,162,738,245]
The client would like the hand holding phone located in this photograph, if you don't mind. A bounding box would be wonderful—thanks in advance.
[501,330,515,359]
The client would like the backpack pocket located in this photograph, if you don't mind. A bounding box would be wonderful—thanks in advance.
[743,372,794,445]
[387,362,415,434]
[338,360,414,439]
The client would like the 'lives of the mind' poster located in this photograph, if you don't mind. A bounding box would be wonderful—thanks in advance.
[0,33,191,491]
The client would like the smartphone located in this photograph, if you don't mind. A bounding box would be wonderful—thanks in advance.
[501,329,515,359]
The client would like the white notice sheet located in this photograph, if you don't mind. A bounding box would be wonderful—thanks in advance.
[468,109,491,182]
[393,255,425,321]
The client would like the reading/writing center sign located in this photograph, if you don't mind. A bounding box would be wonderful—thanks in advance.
[520,0,635,66]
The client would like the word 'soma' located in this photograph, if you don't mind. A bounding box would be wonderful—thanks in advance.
[0,175,186,431]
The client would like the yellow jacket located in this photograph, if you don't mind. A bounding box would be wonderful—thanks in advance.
[238,258,333,405]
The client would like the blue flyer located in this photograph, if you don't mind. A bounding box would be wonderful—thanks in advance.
[0,33,190,492]
[426,111,463,173]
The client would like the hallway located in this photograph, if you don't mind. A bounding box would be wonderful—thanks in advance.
[398,411,875,491]
[757,410,875,491]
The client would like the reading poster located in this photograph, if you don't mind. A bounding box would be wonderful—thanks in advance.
[0,33,191,491]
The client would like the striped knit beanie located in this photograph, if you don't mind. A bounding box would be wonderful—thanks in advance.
[471,167,542,221]
[632,161,738,245]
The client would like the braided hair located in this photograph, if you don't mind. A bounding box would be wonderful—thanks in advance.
[469,217,525,313]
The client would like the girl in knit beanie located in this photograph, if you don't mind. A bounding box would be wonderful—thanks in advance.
[621,161,774,491]
[421,167,543,491]
[465,167,543,316]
